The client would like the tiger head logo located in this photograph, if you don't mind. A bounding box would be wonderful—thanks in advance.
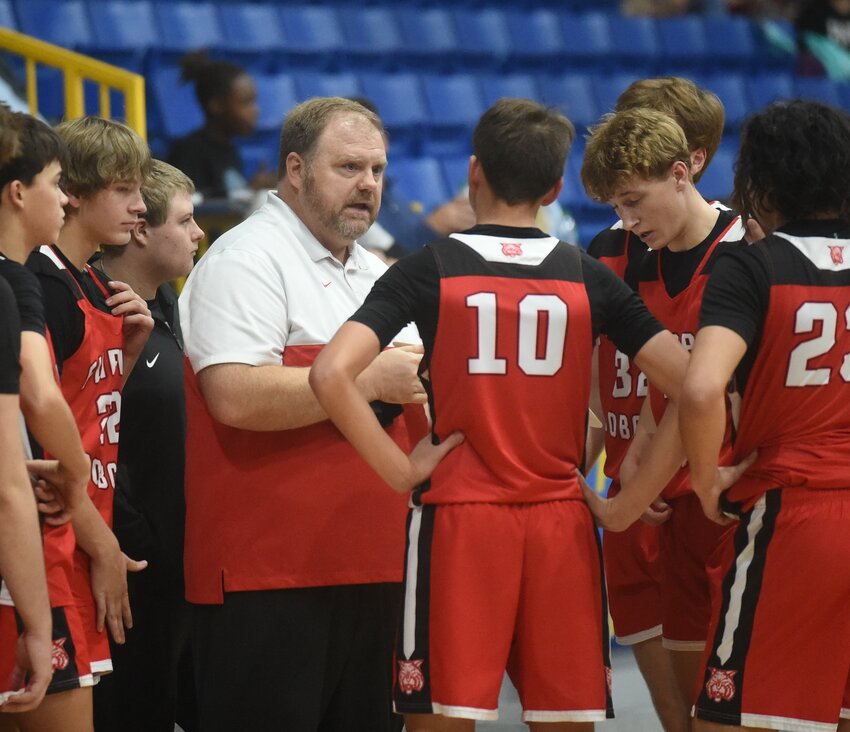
[501,242,523,257]
[705,667,737,703]
[51,637,70,671]
[397,659,425,695]
[829,245,844,265]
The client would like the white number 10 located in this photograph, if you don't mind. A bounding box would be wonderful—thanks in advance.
[466,292,568,377]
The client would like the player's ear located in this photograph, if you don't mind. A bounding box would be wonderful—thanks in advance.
[689,147,708,178]
[672,160,690,188]
[133,218,149,246]
[4,179,25,211]
[540,177,563,207]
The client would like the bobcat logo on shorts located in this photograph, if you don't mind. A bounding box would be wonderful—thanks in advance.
[829,245,845,265]
[605,666,613,697]
[51,638,69,671]
[501,242,523,257]
[705,667,737,702]
[397,659,425,694]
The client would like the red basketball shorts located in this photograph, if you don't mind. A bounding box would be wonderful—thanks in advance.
[695,488,850,730]
[393,500,614,723]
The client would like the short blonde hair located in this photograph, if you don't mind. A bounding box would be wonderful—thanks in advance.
[581,108,691,203]
[56,116,151,197]
[615,77,724,182]
[141,159,195,227]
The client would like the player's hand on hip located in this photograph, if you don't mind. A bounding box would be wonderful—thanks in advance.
[640,498,672,526]
[362,345,427,405]
[698,451,757,526]
[402,432,464,493]
[577,469,635,532]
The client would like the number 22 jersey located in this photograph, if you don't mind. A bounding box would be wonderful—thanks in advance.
[351,224,663,505]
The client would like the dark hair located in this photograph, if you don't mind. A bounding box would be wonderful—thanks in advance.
[0,112,67,191]
[278,97,384,179]
[472,98,574,205]
[180,51,247,113]
[734,100,850,222]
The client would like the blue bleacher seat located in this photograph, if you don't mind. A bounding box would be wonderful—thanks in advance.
[254,73,297,133]
[440,154,470,196]
[699,73,750,131]
[359,72,427,156]
[396,8,459,71]
[561,12,613,71]
[294,72,361,102]
[607,15,659,74]
[452,9,511,70]
[421,73,484,155]
[506,9,566,68]
[479,74,540,106]
[592,72,642,117]
[338,7,403,70]
[278,5,343,69]
[696,144,735,203]
[539,73,599,130]
[389,157,450,214]
[746,71,793,112]
[237,136,278,181]
[0,0,16,29]
[14,0,93,50]
[657,16,708,72]
[87,1,156,53]
[794,77,842,108]
[153,2,223,54]
[703,15,757,70]
[217,3,283,70]
[148,65,203,140]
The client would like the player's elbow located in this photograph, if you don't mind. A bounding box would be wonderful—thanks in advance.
[308,353,343,407]
[680,375,725,418]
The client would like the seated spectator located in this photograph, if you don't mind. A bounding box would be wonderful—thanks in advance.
[167,52,275,201]
[796,0,850,75]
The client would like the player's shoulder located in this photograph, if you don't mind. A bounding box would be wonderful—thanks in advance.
[586,221,627,260]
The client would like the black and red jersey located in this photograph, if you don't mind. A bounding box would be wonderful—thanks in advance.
[352,224,663,505]
[701,220,850,505]
[587,224,650,481]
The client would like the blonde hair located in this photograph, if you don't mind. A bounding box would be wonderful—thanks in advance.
[581,108,691,203]
[56,116,151,197]
[615,77,724,182]
[140,159,195,227]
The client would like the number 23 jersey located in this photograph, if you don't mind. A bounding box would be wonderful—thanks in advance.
[701,220,850,504]
[352,224,663,505]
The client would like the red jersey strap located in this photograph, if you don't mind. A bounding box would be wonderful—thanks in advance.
[85,263,112,299]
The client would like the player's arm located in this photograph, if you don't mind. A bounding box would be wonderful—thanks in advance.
[584,344,606,470]
[18,331,89,514]
[198,346,426,432]
[310,321,462,493]
[679,326,748,523]
[0,394,52,711]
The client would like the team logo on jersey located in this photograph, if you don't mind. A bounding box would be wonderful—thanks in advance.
[397,659,425,694]
[705,667,737,702]
[51,637,70,671]
[829,245,845,265]
[501,242,523,257]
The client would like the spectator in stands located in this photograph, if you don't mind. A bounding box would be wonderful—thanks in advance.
[796,0,850,75]
[167,52,275,201]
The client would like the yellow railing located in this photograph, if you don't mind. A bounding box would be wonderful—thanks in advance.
[0,27,146,139]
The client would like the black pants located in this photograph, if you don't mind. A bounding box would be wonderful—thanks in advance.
[93,576,197,732]
[192,583,403,732]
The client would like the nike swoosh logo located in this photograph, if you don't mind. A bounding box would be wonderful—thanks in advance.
[322,281,332,288]
[146,353,160,368]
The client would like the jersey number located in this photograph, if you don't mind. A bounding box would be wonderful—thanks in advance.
[785,302,850,387]
[466,292,567,376]
[611,350,648,398]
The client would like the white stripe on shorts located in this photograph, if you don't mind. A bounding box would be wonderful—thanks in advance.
[402,505,423,660]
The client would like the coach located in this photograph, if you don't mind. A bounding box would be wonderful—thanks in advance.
[179,97,425,732]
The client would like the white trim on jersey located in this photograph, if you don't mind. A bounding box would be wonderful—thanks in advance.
[89,659,113,675]
[0,580,11,607]
[841,707,850,720]
[523,709,609,723]
[38,244,66,270]
[775,232,850,272]
[740,712,837,732]
[402,505,423,660]
[716,495,767,665]
[614,623,663,647]
[449,233,560,266]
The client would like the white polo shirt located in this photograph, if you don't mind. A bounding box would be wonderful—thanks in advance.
[181,191,414,372]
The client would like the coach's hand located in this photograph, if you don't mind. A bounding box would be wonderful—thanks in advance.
[360,345,427,405]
